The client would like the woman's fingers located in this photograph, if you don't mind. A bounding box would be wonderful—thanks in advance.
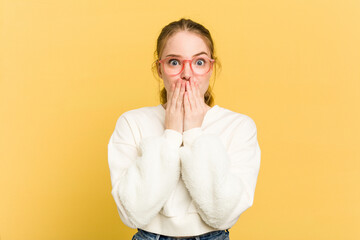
[186,79,199,110]
[167,82,175,108]
[171,80,181,109]
[193,80,203,109]
[190,79,201,109]
[184,91,190,113]
[176,82,185,110]
[164,80,184,133]
[185,81,192,110]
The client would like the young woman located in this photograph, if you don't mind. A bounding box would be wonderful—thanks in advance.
[108,18,261,240]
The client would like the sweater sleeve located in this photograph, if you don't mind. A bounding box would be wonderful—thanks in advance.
[179,117,261,229]
[108,115,182,228]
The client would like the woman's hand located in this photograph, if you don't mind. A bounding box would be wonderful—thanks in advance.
[164,79,186,134]
[183,79,209,132]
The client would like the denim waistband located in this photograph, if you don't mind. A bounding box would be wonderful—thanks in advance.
[136,228,229,240]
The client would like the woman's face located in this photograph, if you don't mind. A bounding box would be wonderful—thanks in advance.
[158,31,213,98]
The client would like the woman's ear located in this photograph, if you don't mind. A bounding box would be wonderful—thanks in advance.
[157,62,162,78]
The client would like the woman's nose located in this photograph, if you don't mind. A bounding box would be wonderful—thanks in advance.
[180,61,192,79]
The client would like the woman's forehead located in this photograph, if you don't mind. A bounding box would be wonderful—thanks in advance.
[162,31,210,58]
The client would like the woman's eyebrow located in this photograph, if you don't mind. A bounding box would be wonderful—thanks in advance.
[165,51,208,58]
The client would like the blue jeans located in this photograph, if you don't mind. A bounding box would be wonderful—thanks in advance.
[131,228,230,240]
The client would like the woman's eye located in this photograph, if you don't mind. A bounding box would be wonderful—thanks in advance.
[196,59,205,65]
[169,59,180,65]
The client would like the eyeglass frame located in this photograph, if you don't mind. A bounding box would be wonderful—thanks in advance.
[157,55,215,76]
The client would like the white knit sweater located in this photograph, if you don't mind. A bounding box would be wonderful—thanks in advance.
[107,104,261,237]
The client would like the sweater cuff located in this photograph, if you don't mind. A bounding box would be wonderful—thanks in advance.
[164,129,183,147]
[182,127,203,146]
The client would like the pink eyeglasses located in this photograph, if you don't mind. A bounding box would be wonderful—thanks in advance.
[158,55,215,76]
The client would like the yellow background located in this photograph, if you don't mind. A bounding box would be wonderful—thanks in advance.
[1,0,359,239]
